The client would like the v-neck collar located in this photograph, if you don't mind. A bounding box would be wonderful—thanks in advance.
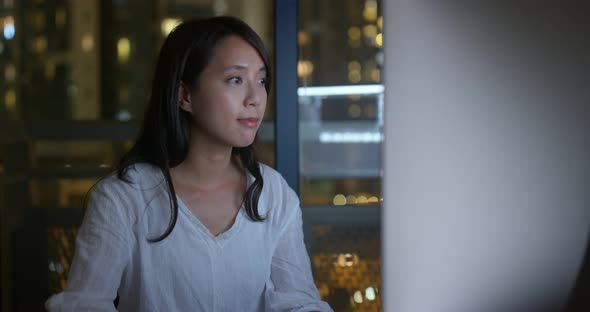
[176,195,244,244]
[175,170,255,247]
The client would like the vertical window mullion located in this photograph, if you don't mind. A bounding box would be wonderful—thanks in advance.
[273,0,299,194]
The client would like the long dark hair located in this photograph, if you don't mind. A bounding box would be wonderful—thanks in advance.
[117,16,271,242]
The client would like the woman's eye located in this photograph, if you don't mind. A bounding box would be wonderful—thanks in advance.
[258,78,267,86]
[228,77,242,84]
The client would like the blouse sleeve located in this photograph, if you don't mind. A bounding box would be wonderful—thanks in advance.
[264,192,333,312]
[45,182,133,312]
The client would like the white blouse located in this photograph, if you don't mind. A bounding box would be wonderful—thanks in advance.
[45,163,332,312]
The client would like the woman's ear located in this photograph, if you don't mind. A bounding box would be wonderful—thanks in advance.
[178,82,193,113]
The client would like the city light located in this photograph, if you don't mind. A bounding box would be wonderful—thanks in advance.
[365,1,378,10]
[117,37,131,64]
[363,0,378,22]
[3,16,15,40]
[344,195,356,205]
[363,24,377,39]
[348,70,361,83]
[34,36,48,53]
[298,31,310,45]
[348,61,361,71]
[4,89,16,112]
[116,109,132,121]
[371,68,380,82]
[297,60,314,78]
[335,253,358,267]
[363,8,378,22]
[161,18,182,37]
[333,193,381,205]
[375,33,383,47]
[375,51,384,65]
[48,262,64,274]
[347,103,361,118]
[353,290,363,303]
[356,195,368,204]
[348,38,361,49]
[81,33,94,52]
[298,84,383,97]
[4,64,15,82]
[319,131,383,143]
[333,194,346,205]
[347,26,361,40]
[365,286,376,301]
[364,103,377,117]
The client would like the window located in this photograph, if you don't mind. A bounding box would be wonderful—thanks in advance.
[298,0,383,310]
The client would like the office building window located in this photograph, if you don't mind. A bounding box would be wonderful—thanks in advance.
[299,0,383,310]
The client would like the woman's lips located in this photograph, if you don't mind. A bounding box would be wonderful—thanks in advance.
[237,117,259,128]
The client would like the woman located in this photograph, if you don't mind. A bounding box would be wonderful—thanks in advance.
[46,16,332,312]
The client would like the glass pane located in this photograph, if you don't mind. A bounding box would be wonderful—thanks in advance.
[298,0,383,206]
[298,0,383,310]
[0,1,274,310]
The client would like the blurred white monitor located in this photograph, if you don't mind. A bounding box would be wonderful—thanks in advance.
[382,2,590,311]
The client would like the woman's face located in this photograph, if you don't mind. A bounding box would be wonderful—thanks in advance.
[181,35,268,149]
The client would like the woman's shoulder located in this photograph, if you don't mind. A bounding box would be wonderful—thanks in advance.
[86,163,168,223]
[256,162,300,223]
[258,162,282,183]
[258,163,295,196]
[92,163,166,199]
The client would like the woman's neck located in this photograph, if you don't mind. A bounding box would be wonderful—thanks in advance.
[170,137,245,191]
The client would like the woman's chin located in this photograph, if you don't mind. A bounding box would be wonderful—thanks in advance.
[232,137,256,148]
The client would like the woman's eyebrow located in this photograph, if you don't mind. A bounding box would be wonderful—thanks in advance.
[223,64,267,72]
